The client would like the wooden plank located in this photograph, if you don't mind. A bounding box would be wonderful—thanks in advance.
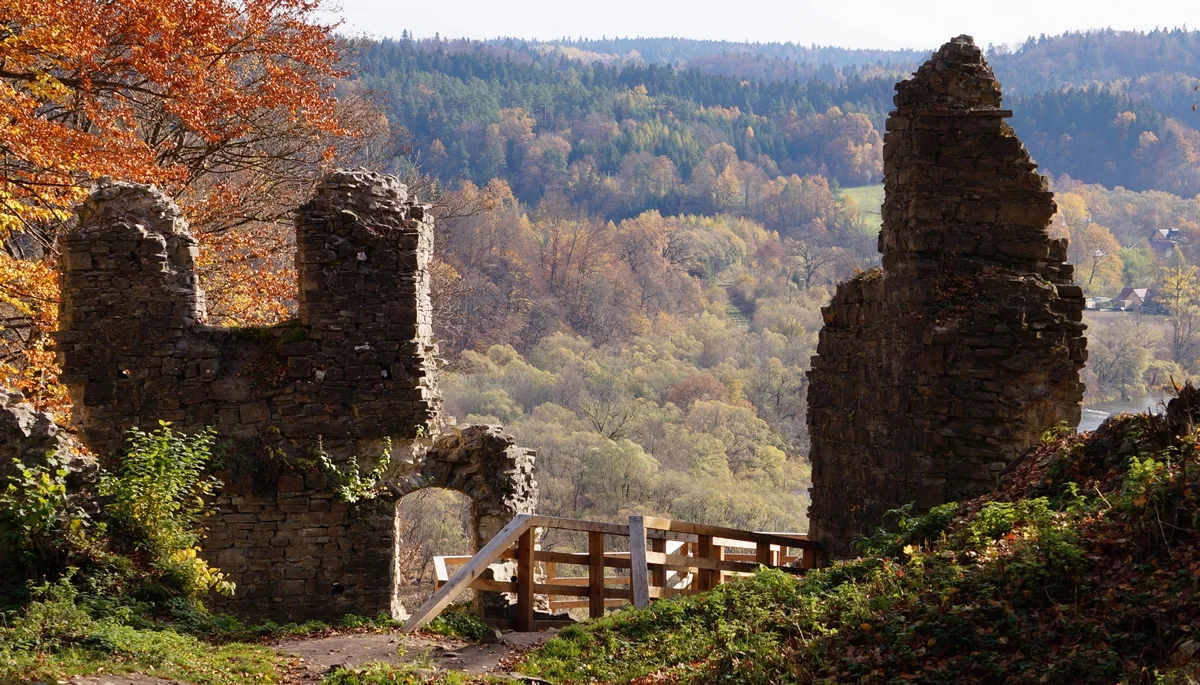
[543,576,629,587]
[535,550,632,569]
[649,537,666,588]
[639,516,820,551]
[468,578,516,593]
[588,531,605,619]
[696,534,714,591]
[802,547,819,570]
[755,542,773,567]
[516,527,535,632]
[529,515,630,536]
[442,549,515,566]
[404,514,532,633]
[549,598,629,610]
[532,583,630,598]
[643,551,805,576]
[714,543,725,585]
[629,515,651,609]
[433,555,450,584]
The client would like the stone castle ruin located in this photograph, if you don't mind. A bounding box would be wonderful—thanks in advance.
[54,169,536,620]
[806,37,1089,557]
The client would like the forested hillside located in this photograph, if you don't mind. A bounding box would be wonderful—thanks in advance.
[358,29,1200,198]
[336,29,1200,548]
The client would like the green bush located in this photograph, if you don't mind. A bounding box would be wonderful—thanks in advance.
[0,454,96,581]
[965,497,1053,548]
[853,501,959,557]
[425,607,490,640]
[99,422,233,600]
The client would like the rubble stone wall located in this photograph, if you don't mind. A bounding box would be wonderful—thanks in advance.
[55,169,536,621]
[806,37,1088,558]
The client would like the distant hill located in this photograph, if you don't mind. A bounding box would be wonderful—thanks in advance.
[355,28,1200,204]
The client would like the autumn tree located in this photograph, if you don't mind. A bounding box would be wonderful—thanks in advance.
[0,0,373,411]
[1159,265,1200,365]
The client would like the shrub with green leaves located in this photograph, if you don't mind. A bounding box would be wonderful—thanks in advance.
[319,438,394,504]
[0,454,95,581]
[425,607,490,641]
[99,421,233,599]
[853,501,959,557]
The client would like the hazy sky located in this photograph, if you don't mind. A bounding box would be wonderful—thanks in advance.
[336,0,1200,51]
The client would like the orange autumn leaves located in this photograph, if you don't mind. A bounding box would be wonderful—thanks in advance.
[1,0,345,227]
[0,0,356,415]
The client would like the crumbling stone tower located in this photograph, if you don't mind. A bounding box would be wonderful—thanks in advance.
[806,37,1088,558]
[57,169,536,620]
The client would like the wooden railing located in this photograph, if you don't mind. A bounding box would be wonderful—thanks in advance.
[404,514,821,633]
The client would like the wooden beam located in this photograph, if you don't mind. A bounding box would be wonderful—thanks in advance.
[802,547,819,570]
[638,516,820,551]
[531,583,631,598]
[755,541,774,567]
[588,531,605,619]
[696,534,714,591]
[629,516,650,609]
[535,550,632,569]
[643,551,805,575]
[516,527,535,632]
[404,514,532,633]
[542,576,629,587]
[550,598,630,610]
[529,515,630,536]
[714,543,726,585]
[650,536,666,588]
[468,578,517,593]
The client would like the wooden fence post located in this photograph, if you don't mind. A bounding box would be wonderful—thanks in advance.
[802,546,818,570]
[755,541,773,567]
[517,527,535,631]
[696,534,714,591]
[628,516,650,608]
[588,531,605,618]
[650,537,666,589]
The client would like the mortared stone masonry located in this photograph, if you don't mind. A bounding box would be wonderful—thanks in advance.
[55,169,536,620]
[806,37,1088,558]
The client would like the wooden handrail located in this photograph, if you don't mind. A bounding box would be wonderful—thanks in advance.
[637,516,820,550]
[408,512,821,632]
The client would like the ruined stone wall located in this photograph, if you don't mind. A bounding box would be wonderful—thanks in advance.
[56,169,536,621]
[806,37,1088,558]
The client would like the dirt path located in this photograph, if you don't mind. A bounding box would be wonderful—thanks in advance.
[273,629,557,682]
[69,630,557,685]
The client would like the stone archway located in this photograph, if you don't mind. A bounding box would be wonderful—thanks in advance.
[386,424,537,617]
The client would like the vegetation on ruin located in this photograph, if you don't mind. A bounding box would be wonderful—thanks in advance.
[515,403,1200,683]
[0,424,250,682]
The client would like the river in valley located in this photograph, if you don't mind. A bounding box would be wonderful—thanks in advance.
[1079,394,1169,432]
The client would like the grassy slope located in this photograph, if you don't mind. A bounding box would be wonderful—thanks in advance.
[840,184,885,232]
[519,406,1200,684]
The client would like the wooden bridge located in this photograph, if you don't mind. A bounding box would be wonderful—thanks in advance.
[403,514,822,633]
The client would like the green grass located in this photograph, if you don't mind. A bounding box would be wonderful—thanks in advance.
[0,581,404,685]
[0,626,281,685]
[840,183,884,231]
